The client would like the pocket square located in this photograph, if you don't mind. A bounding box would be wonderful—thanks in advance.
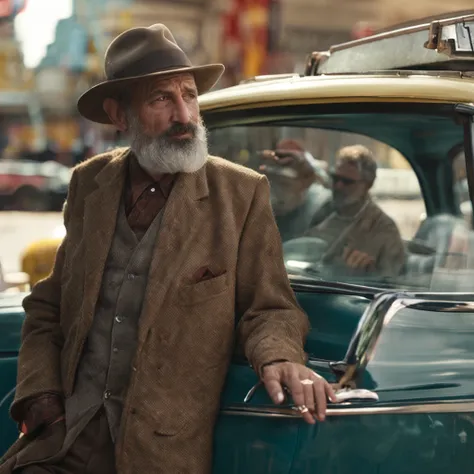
[193,266,217,283]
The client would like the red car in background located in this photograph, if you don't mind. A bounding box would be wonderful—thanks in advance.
[0,159,70,211]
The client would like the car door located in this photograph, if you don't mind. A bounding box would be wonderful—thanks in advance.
[212,362,300,474]
[215,291,470,474]
[0,295,25,455]
[212,287,369,474]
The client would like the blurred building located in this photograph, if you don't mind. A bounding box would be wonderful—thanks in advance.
[8,0,473,158]
[0,0,42,158]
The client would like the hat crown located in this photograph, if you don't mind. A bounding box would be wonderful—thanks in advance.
[77,23,224,124]
[104,23,191,80]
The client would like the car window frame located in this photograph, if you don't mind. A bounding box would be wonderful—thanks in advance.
[203,101,467,221]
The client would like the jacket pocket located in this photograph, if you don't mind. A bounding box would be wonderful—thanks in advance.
[179,271,229,306]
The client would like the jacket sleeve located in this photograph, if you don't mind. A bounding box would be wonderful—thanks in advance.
[10,170,78,422]
[377,222,406,277]
[235,175,310,378]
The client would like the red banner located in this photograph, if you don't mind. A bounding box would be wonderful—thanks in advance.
[222,0,272,79]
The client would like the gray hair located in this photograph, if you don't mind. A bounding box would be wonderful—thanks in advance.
[336,145,377,185]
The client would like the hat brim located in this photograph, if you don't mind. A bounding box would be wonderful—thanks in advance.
[77,64,225,124]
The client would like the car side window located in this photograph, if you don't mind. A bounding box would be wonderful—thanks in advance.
[452,151,471,226]
[208,125,425,242]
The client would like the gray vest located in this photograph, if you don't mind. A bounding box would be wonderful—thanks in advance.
[65,200,163,442]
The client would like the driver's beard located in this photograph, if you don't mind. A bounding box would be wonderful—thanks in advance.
[333,191,366,213]
[127,112,209,175]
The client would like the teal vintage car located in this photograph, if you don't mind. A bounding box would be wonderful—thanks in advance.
[3,11,474,474]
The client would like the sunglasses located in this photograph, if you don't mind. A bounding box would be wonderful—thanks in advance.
[330,173,360,186]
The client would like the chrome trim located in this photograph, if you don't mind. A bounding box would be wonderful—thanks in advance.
[244,382,262,403]
[222,400,474,418]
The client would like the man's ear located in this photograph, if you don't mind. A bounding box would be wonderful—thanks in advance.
[103,98,128,132]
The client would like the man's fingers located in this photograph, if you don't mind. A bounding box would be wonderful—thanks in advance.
[345,249,359,267]
[355,254,374,270]
[345,249,374,270]
[263,376,285,405]
[287,372,305,408]
[313,381,327,422]
[343,247,351,260]
[301,379,315,415]
[351,251,367,268]
[325,380,338,403]
[264,363,335,425]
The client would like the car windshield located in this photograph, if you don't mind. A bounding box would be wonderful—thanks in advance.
[205,103,474,292]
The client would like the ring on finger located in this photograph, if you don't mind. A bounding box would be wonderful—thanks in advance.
[301,378,314,385]
[297,405,309,414]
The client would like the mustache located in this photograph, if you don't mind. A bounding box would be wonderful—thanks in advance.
[164,122,198,138]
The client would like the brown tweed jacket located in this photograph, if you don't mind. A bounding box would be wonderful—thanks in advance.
[2,148,309,473]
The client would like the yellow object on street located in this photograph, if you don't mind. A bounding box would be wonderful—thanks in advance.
[21,238,62,287]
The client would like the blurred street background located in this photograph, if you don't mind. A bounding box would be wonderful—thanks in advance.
[0,0,473,277]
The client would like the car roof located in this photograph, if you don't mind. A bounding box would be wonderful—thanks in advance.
[199,73,474,112]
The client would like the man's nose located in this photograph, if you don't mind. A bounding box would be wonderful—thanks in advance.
[172,96,191,124]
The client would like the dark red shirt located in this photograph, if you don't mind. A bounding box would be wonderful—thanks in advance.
[125,156,175,237]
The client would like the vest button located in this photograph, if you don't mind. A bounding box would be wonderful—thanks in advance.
[115,314,124,323]
[104,390,111,400]
[127,273,136,280]
[113,347,119,354]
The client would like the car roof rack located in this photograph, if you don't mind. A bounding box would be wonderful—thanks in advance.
[239,73,301,85]
[305,11,474,76]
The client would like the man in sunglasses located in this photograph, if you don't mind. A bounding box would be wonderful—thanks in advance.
[305,145,405,275]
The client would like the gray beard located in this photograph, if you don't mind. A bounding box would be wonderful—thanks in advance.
[127,113,209,175]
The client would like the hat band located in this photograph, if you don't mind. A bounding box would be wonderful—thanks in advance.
[110,49,193,80]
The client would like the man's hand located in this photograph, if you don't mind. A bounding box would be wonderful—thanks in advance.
[20,394,64,436]
[258,149,327,188]
[343,247,375,271]
[262,362,336,424]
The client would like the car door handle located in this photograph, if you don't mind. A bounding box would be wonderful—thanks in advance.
[334,388,379,403]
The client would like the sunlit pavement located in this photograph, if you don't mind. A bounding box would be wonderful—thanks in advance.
[0,212,63,273]
[0,200,424,274]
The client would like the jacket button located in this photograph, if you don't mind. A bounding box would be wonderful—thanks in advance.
[115,314,124,323]
[104,390,111,400]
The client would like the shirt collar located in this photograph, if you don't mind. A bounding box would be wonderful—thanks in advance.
[128,154,175,203]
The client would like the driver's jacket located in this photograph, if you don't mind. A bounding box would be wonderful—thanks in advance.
[305,198,405,276]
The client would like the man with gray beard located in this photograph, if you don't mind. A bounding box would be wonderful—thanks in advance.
[0,24,335,474]
[305,145,405,276]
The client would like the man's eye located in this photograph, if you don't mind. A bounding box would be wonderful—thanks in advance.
[152,96,167,103]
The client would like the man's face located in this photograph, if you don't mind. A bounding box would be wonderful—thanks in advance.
[125,73,208,175]
[331,162,370,208]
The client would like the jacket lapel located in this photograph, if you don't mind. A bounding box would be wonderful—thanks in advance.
[137,162,210,345]
[81,149,130,327]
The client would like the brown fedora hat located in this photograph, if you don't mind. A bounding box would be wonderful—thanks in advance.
[77,23,225,124]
